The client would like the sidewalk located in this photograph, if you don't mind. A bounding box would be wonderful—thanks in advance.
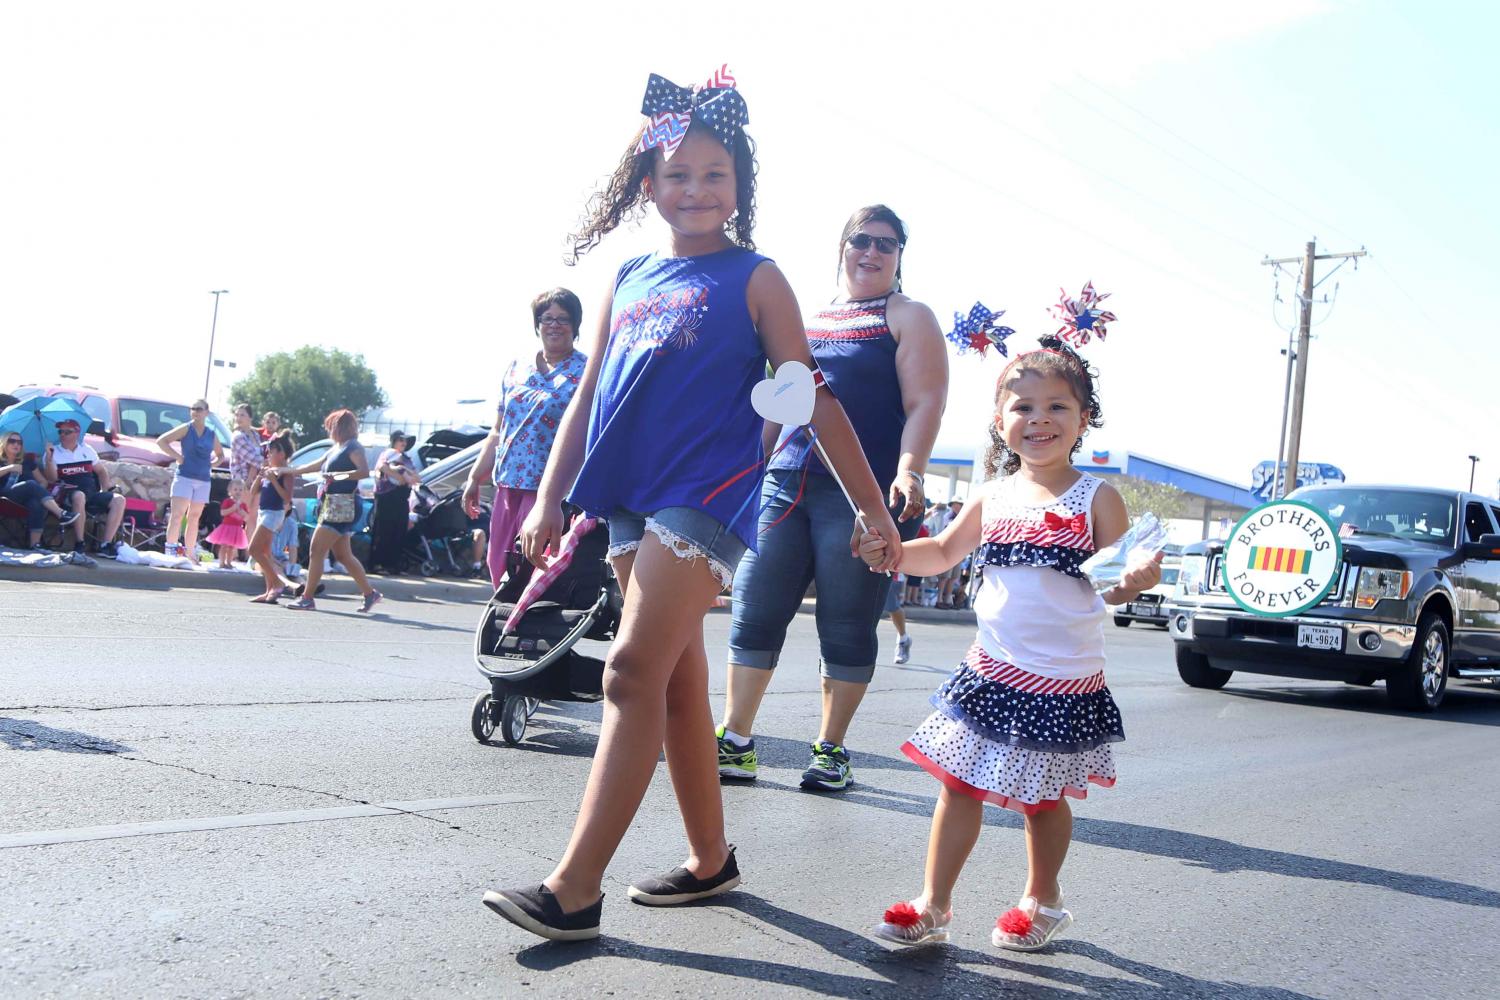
[0,554,979,623]
[0,554,492,604]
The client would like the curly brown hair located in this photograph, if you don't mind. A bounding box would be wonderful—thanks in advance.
[984,336,1104,478]
[567,124,758,264]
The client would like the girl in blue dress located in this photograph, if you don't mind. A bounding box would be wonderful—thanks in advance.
[482,68,901,942]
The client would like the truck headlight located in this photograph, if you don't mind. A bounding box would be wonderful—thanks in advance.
[1353,567,1412,609]
[1178,555,1206,595]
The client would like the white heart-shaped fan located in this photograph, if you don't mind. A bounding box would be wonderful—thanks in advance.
[749,361,816,426]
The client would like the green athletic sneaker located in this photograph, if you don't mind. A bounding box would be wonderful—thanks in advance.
[716,725,758,782]
[801,740,852,792]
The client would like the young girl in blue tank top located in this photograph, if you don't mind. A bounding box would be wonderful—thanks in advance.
[482,67,901,943]
[857,338,1163,953]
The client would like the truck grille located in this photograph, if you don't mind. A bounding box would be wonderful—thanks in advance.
[1204,554,1347,605]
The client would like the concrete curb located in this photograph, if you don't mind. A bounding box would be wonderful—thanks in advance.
[1,559,980,623]
[0,558,492,604]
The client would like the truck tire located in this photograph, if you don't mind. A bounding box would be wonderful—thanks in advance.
[1386,613,1449,712]
[1114,616,1131,628]
[1176,645,1232,690]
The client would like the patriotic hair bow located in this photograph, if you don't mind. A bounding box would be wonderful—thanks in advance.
[636,64,748,159]
[945,301,1015,357]
[1051,281,1117,346]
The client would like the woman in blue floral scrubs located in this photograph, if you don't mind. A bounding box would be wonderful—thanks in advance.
[464,288,587,588]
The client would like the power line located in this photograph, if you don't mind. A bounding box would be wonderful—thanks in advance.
[1070,75,1365,247]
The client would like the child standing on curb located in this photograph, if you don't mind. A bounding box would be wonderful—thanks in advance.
[481,66,900,943]
[860,338,1160,952]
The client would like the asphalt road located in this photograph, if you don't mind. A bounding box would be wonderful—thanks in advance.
[3,578,1499,999]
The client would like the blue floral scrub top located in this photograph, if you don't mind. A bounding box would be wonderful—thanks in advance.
[493,349,587,491]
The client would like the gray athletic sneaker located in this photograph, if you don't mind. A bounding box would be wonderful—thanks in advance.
[894,634,913,664]
[68,550,96,567]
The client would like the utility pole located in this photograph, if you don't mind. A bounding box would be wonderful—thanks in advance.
[1469,455,1479,493]
[1262,241,1366,498]
[203,290,229,399]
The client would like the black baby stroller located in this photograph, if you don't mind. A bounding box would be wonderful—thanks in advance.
[405,485,478,577]
[470,513,621,745]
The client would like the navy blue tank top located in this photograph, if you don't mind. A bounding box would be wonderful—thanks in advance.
[769,295,904,487]
[179,423,215,481]
[569,247,771,550]
[323,439,360,494]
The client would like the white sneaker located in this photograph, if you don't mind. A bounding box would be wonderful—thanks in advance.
[894,634,913,664]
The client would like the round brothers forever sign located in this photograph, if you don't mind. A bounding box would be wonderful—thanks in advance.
[1223,500,1343,618]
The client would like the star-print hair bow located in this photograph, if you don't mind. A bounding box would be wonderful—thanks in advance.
[945,301,1015,357]
[636,64,749,159]
[1050,281,1117,346]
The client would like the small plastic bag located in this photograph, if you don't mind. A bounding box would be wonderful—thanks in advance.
[1080,511,1167,594]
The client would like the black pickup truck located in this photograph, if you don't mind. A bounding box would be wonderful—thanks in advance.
[1167,484,1500,711]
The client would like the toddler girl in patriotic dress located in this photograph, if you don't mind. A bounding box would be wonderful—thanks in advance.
[858,337,1161,952]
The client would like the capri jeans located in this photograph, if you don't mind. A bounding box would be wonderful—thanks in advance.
[728,469,920,684]
[2,481,50,530]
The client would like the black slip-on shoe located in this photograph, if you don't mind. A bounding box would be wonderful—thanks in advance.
[627,847,741,906]
[481,884,602,942]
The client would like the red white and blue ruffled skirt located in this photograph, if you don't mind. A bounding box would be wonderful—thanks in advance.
[901,643,1124,815]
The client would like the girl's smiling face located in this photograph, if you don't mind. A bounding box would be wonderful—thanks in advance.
[645,129,736,254]
[998,371,1090,470]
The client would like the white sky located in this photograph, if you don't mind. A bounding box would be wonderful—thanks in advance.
[4,2,1495,493]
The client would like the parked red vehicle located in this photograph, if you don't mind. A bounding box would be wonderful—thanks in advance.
[7,383,231,466]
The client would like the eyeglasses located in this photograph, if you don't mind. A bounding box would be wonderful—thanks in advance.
[538,316,573,328]
[848,232,903,255]
[59,427,79,435]
[190,405,207,412]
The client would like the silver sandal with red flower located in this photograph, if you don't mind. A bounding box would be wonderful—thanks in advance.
[992,894,1073,951]
[872,899,952,947]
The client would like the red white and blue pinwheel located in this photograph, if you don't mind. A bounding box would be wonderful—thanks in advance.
[637,65,748,159]
[946,301,1015,357]
[1051,282,1116,346]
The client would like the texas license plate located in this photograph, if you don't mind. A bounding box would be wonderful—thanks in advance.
[1296,625,1343,652]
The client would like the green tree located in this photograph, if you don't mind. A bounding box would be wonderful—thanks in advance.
[230,346,388,440]
[1110,475,1190,521]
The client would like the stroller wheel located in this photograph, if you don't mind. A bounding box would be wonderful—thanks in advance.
[500,695,530,746]
[420,560,439,578]
[525,697,540,719]
[470,691,498,743]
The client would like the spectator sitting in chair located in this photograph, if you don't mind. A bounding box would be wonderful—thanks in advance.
[43,419,126,563]
[2,431,79,551]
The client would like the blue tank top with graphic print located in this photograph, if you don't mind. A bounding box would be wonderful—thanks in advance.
[568,247,771,551]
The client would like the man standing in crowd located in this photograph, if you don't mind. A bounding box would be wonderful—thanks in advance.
[45,418,126,564]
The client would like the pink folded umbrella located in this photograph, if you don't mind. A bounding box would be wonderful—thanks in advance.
[502,516,600,634]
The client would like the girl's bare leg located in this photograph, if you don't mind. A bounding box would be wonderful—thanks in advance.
[1022,799,1072,905]
[543,534,722,913]
[248,526,282,592]
[663,626,731,877]
[921,785,984,913]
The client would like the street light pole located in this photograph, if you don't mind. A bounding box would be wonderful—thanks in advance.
[203,290,229,399]
[1468,455,1479,493]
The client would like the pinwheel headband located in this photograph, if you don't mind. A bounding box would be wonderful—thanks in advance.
[945,301,1015,358]
[636,65,749,159]
[1051,281,1116,346]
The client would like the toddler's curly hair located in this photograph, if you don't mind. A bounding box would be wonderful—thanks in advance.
[984,336,1104,478]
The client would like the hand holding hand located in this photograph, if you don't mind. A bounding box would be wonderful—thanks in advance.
[850,508,902,573]
[857,529,887,567]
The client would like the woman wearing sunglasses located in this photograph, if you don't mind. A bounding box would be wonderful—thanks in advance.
[1,433,79,550]
[716,204,950,793]
[157,399,226,562]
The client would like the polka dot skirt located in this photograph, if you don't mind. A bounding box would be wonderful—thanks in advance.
[901,648,1123,814]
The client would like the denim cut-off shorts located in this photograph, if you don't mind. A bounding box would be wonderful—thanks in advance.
[256,508,288,532]
[606,506,747,590]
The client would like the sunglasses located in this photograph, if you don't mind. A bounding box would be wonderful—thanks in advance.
[190,406,207,412]
[848,232,903,255]
[59,426,79,434]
